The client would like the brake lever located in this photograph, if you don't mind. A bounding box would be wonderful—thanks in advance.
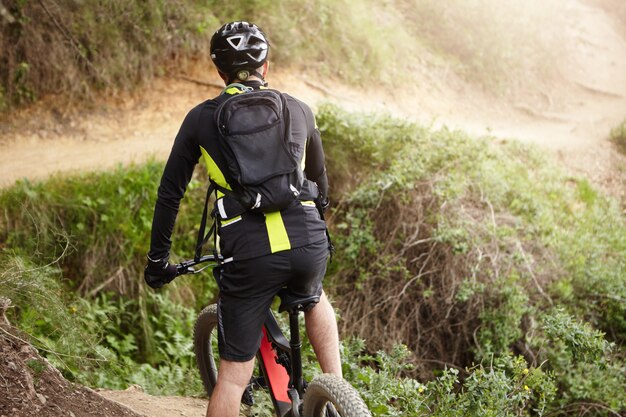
[175,255,221,276]
[176,265,195,276]
[176,264,211,276]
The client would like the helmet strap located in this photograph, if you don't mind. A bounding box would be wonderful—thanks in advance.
[251,70,268,86]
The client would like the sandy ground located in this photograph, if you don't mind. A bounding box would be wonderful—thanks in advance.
[0,1,625,416]
[98,387,207,417]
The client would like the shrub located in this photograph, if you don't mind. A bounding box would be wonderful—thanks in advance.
[341,339,557,417]
[1,0,563,110]
[318,104,625,414]
[0,252,205,396]
[0,161,218,366]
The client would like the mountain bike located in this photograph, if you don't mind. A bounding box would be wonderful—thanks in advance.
[176,255,371,417]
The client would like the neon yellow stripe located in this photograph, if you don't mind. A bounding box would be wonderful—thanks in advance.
[300,201,316,207]
[200,146,231,192]
[225,86,246,95]
[220,216,241,226]
[265,211,291,253]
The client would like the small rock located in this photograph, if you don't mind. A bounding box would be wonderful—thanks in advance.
[126,384,144,392]
[7,361,17,371]
[37,393,47,405]
[20,344,36,355]
[69,411,76,417]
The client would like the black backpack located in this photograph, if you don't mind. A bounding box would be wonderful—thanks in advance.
[213,88,304,212]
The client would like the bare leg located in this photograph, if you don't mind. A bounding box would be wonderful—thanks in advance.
[305,290,342,376]
[206,358,255,417]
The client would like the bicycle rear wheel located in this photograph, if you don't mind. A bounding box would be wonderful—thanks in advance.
[303,374,371,417]
[193,304,220,396]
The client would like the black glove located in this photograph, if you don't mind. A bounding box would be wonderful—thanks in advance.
[144,256,178,289]
[315,194,330,212]
[320,197,330,212]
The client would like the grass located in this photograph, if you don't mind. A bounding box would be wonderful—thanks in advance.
[1,105,624,415]
[1,0,562,111]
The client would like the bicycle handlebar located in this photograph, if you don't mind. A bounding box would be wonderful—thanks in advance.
[175,254,222,276]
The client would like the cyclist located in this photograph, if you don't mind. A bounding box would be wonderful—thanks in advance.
[144,21,341,417]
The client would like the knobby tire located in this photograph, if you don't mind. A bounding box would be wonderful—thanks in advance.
[193,304,220,397]
[303,374,371,417]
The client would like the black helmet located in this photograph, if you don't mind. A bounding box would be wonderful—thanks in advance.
[210,21,269,79]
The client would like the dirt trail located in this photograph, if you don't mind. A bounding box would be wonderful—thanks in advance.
[1,1,625,416]
[98,387,207,417]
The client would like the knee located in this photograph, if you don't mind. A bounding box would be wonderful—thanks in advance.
[217,359,255,388]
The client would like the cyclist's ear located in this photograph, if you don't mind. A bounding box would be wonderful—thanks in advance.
[261,61,269,78]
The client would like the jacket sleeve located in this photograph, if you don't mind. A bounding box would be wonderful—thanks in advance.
[303,117,329,201]
[148,107,201,261]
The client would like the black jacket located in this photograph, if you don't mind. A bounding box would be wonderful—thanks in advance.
[148,81,329,262]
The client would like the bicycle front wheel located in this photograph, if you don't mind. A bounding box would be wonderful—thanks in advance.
[303,374,371,417]
[193,304,220,397]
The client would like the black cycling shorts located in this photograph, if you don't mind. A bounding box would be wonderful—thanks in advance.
[216,239,329,362]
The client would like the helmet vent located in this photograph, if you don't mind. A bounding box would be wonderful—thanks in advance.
[247,50,263,62]
[227,35,244,49]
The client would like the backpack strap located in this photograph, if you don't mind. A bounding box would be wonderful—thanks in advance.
[195,182,217,262]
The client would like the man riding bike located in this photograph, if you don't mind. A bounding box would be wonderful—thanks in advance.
[144,21,341,417]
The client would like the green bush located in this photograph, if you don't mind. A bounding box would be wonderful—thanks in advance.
[340,340,557,417]
[1,0,411,109]
[0,160,208,295]
[0,161,218,371]
[0,251,206,396]
[317,104,625,415]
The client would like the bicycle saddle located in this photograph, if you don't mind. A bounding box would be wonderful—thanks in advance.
[277,288,320,313]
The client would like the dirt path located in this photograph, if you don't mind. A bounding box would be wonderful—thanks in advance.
[98,387,207,417]
[0,1,625,415]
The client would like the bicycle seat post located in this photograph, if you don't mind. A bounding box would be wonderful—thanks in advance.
[277,289,320,402]
[288,310,305,395]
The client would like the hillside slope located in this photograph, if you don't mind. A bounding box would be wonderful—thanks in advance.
[0,299,145,417]
[0,0,625,200]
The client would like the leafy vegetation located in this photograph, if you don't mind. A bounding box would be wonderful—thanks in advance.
[0,161,217,393]
[1,107,624,415]
[1,260,204,396]
[318,104,625,415]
